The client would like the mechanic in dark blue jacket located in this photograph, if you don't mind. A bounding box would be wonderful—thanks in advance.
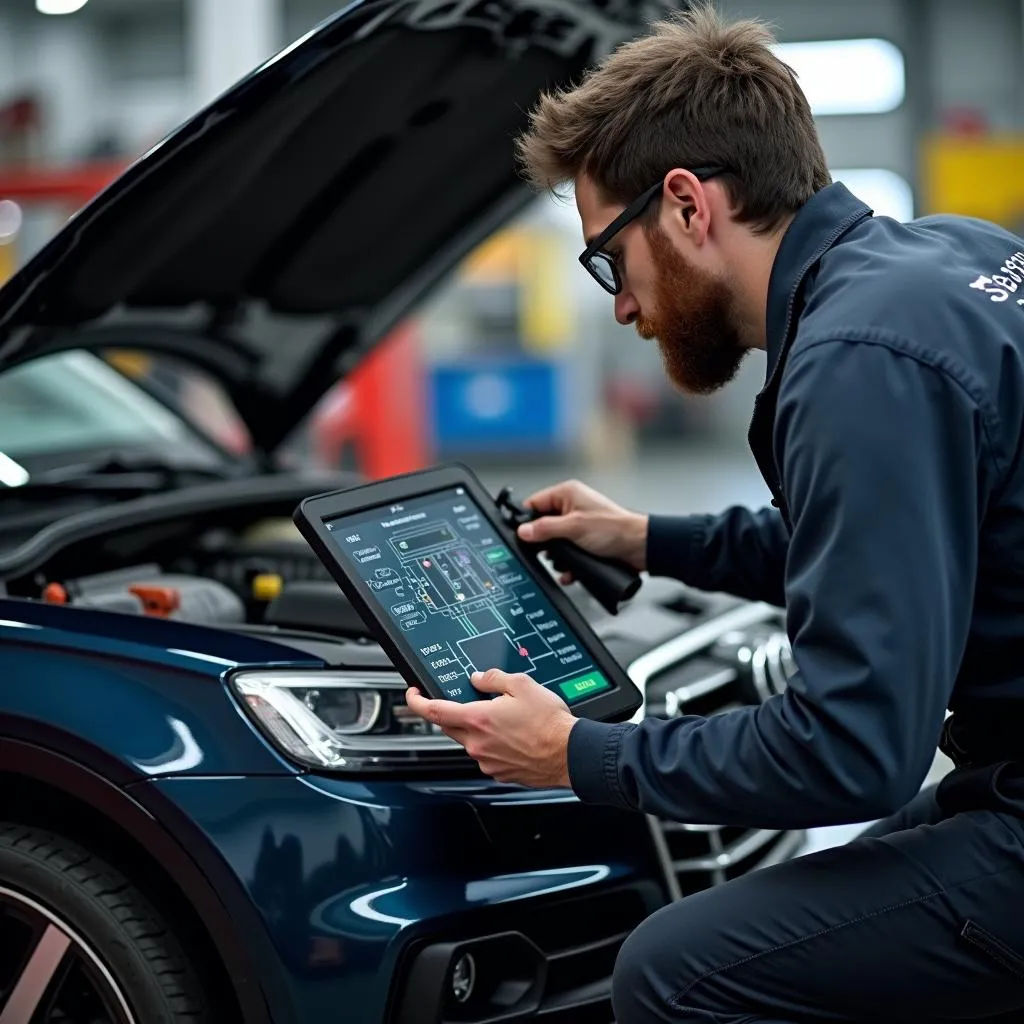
[406,6,1024,1022]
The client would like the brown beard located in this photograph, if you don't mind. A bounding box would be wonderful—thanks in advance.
[635,222,746,395]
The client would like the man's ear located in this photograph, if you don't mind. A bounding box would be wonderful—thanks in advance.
[663,168,709,242]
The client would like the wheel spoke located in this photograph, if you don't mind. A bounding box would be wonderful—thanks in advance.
[0,924,71,1024]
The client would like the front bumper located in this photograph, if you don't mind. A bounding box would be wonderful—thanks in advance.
[146,773,667,1024]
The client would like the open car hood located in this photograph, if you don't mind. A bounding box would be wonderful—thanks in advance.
[0,0,666,455]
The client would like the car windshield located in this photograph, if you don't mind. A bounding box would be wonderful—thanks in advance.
[0,350,220,466]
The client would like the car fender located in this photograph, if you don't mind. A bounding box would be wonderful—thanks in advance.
[0,605,313,777]
[0,735,295,1024]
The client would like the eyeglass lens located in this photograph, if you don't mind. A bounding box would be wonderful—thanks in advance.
[588,253,618,293]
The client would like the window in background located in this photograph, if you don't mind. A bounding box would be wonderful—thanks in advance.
[103,1,190,158]
[772,38,905,116]
[284,0,346,45]
[0,351,203,460]
[831,168,915,222]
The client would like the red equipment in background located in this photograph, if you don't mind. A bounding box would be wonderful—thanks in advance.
[0,160,125,208]
[310,320,428,479]
[0,93,44,167]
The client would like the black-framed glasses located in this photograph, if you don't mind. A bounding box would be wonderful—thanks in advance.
[578,165,727,295]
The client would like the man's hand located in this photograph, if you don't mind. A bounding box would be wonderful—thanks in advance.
[405,670,577,788]
[517,479,648,577]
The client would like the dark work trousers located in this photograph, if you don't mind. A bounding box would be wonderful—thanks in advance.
[612,785,1024,1023]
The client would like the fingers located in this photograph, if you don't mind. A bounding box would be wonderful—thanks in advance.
[470,668,532,695]
[523,479,582,515]
[518,510,582,544]
[404,687,475,730]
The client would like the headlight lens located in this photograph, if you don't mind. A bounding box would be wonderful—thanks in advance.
[230,670,469,772]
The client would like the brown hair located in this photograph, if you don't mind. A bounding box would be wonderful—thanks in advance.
[514,1,831,233]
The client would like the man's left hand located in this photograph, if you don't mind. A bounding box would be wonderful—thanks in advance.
[405,670,577,788]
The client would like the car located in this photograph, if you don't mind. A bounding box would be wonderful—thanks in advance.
[0,1,804,1021]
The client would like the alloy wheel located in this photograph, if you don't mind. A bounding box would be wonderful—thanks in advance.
[0,886,135,1024]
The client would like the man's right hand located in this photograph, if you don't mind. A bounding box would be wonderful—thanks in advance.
[516,479,649,574]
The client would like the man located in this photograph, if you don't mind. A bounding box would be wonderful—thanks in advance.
[406,4,1024,1021]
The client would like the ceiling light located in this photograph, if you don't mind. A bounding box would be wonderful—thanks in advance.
[0,200,22,244]
[36,0,90,14]
[831,169,915,222]
[772,38,906,116]
[0,453,29,488]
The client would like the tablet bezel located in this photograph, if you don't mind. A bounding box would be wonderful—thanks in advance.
[293,463,642,724]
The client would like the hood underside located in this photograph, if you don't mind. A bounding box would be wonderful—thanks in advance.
[0,0,668,453]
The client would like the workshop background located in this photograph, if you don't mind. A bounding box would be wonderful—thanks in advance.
[1,6,1023,1016]
[1,0,1022,511]
[0,0,1021,855]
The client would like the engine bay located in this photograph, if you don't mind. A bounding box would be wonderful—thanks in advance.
[0,471,736,670]
[0,471,794,792]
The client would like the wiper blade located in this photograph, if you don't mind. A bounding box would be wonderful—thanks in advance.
[2,475,179,499]
[31,454,231,484]
[0,455,237,498]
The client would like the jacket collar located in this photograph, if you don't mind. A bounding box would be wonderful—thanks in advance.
[763,182,873,382]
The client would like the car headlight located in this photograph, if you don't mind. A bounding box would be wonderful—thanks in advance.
[230,670,470,773]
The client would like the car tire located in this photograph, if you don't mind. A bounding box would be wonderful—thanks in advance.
[0,822,211,1023]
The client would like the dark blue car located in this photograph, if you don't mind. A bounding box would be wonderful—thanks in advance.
[0,2,805,1020]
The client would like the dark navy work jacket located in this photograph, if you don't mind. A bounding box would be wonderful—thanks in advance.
[568,182,1024,829]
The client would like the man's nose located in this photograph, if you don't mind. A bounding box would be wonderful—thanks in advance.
[614,290,639,326]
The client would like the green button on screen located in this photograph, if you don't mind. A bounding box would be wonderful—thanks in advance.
[558,671,612,702]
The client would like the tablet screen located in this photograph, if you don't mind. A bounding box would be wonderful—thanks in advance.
[323,486,615,705]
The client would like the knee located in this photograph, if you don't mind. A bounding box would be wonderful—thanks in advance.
[611,922,645,1022]
[612,922,655,1024]
[612,906,705,1024]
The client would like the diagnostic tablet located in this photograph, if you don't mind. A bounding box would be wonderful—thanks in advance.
[294,464,642,723]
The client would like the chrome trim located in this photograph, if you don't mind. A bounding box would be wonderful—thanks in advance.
[755,829,807,870]
[750,640,773,704]
[707,828,727,886]
[671,827,781,873]
[626,602,780,723]
[234,669,408,690]
[645,815,683,902]
[662,667,738,717]
[781,643,796,679]
[765,632,791,694]
[745,630,794,704]
[311,733,462,752]
[658,821,723,833]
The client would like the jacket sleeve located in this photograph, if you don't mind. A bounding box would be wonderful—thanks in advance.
[646,507,789,606]
[568,339,984,829]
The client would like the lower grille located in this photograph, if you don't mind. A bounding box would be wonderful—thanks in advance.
[648,817,806,898]
[389,883,658,1024]
[628,601,806,901]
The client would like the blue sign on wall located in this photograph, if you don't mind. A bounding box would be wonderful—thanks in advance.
[429,358,564,454]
